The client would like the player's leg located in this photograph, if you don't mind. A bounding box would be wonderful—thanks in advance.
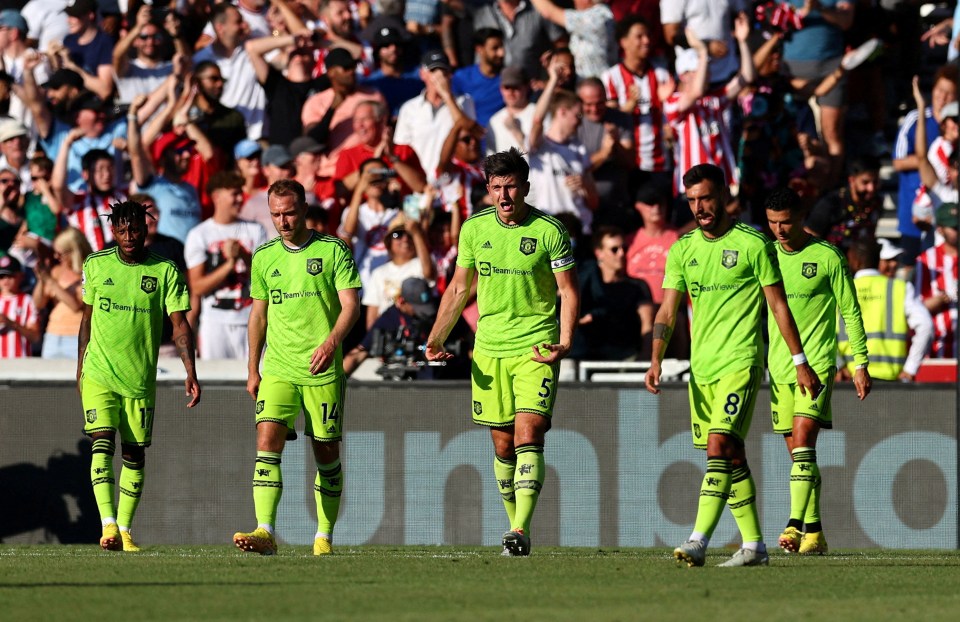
[795,372,834,555]
[772,382,802,552]
[304,377,346,555]
[490,427,517,527]
[81,377,122,551]
[114,394,154,552]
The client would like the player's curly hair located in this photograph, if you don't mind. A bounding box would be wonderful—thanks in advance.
[764,187,802,213]
[107,200,154,228]
[483,147,529,185]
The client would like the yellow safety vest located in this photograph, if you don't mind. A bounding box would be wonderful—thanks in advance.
[839,275,908,381]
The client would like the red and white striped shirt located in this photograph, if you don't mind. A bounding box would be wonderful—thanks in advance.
[68,190,127,252]
[663,89,738,194]
[915,243,958,358]
[0,293,37,358]
[929,136,954,185]
[601,62,671,172]
[437,158,485,220]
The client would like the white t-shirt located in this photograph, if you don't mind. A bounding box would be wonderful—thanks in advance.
[3,52,51,141]
[21,0,69,52]
[183,218,268,325]
[485,103,535,156]
[338,204,399,290]
[527,136,593,231]
[361,258,429,315]
[115,59,174,104]
[660,0,745,83]
[394,92,476,183]
[201,3,271,40]
[193,45,266,140]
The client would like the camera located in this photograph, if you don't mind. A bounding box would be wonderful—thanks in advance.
[369,319,464,381]
[370,167,397,179]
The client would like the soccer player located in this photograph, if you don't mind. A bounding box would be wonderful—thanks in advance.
[233,180,362,556]
[765,188,871,556]
[78,200,200,552]
[425,148,579,557]
[645,164,819,568]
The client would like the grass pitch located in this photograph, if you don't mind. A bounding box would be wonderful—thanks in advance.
[2,546,960,621]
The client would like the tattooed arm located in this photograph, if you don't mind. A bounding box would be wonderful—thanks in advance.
[170,310,201,407]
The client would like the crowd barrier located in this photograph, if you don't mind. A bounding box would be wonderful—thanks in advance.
[1,375,956,549]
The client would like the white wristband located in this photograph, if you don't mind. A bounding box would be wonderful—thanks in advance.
[792,352,808,366]
[855,363,868,370]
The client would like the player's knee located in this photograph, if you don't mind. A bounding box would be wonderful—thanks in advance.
[311,440,340,464]
[121,445,145,465]
[91,437,116,455]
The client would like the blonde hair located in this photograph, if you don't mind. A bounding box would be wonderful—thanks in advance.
[53,227,93,273]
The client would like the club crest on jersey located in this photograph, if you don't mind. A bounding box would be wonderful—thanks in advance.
[256,400,264,414]
[140,275,158,293]
[85,409,97,423]
[802,262,818,279]
[519,237,537,256]
[721,250,738,269]
[693,423,702,439]
[473,401,483,415]
[307,258,323,275]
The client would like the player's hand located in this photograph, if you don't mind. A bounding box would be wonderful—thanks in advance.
[309,340,336,375]
[853,367,871,401]
[185,375,201,408]
[425,341,453,361]
[795,362,821,398]
[645,362,661,395]
[246,371,261,399]
[531,342,568,364]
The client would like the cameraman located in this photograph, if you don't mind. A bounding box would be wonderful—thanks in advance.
[344,277,471,380]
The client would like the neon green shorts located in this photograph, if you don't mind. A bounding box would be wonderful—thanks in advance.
[470,351,559,427]
[688,366,762,450]
[255,374,346,442]
[770,367,835,435]
[80,376,156,447]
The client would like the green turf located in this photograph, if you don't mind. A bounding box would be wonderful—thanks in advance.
[2,546,960,621]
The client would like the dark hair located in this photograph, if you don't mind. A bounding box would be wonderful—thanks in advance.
[548,89,580,116]
[576,76,605,92]
[949,150,959,167]
[616,15,649,41]
[194,60,220,77]
[305,204,328,222]
[682,164,726,192]
[847,155,880,177]
[267,179,307,206]
[933,64,959,89]
[764,187,802,213]
[591,225,624,250]
[473,27,503,48]
[29,155,53,174]
[206,170,244,195]
[81,149,112,176]
[128,192,157,207]
[210,3,238,25]
[108,200,152,228]
[848,238,881,270]
[483,147,529,185]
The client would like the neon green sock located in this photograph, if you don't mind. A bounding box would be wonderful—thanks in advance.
[693,457,731,538]
[252,451,283,527]
[116,459,145,529]
[728,465,762,543]
[493,455,517,526]
[90,438,116,522]
[790,447,818,523]
[315,459,343,536]
[802,453,823,530]
[512,444,544,535]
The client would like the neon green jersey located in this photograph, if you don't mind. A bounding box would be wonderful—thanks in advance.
[250,233,362,386]
[457,206,575,357]
[663,222,781,383]
[81,248,190,398]
[768,237,868,383]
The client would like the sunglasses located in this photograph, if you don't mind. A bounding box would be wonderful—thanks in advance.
[389,230,409,239]
[138,33,163,40]
[0,178,18,186]
[458,135,478,144]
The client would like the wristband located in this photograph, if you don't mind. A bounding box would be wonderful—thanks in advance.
[855,363,868,370]
[792,352,807,366]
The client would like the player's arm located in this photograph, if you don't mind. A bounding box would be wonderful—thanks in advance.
[310,288,361,375]
[645,287,682,395]
[247,298,267,399]
[170,310,201,407]
[832,260,871,399]
[77,303,93,391]
[763,281,821,396]
[532,267,579,363]
[426,265,475,360]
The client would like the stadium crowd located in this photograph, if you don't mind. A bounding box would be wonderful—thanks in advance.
[0,0,957,379]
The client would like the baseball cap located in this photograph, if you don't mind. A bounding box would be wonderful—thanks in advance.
[289,136,325,157]
[936,202,959,228]
[373,26,404,48]
[674,47,700,76]
[0,254,22,276]
[399,278,437,318]
[878,238,904,261]
[64,0,98,17]
[262,144,293,168]
[940,101,959,121]
[234,139,262,161]
[0,10,28,32]
[0,119,28,143]
[72,92,105,113]
[150,131,194,163]
[421,49,451,72]
[42,68,84,90]
[500,66,528,88]
[325,47,358,70]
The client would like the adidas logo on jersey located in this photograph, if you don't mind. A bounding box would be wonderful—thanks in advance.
[271,269,282,277]
[482,241,493,249]
[688,259,698,267]
[103,278,114,286]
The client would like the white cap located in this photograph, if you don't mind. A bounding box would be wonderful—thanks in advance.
[878,238,904,261]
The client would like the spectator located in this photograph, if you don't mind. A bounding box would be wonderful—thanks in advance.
[240,145,295,233]
[840,238,932,382]
[574,226,654,361]
[0,254,40,357]
[601,16,673,190]
[427,204,460,294]
[527,59,599,231]
[394,50,475,183]
[576,76,634,225]
[805,156,881,252]
[21,0,69,53]
[234,139,265,201]
[51,142,126,251]
[305,202,329,234]
[339,158,402,288]
[198,0,273,43]
[33,227,91,359]
[877,239,904,279]
[529,0,616,79]
[663,15,754,195]
[0,10,51,133]
[193,3,268,139]
[308,0,369,72]
[915,202,959,359]
[112,6,184,104]
[54,0,114,100]
[184,171,268,359]
[472,0,563,79]
[485,66,534,155]
[661,0,746,84]
[25,65,84,130]
[0,120,32,192]
[913,77,959,236]
[361,217,436,328]
[20,155,60,247]
[360,25,423,118]
[137,193,186,273]
[188,60,249,164]
[289,136,325,202]
[436,117,488,218]
[405,0,442,45]
[450,28,505,129]
[625,185,680,305]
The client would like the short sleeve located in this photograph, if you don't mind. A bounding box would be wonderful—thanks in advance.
[753,240,782,287]
[250,249,267,300]
[164,264,191,314]
[183,226,206,270]
[456,219,476,269]
[334,240,363,291]
[81,259,96,305]
[662,241,687,293]
[659,0,684,24]
[548,223,575,273]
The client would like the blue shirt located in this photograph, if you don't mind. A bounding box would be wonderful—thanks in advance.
[139,175,201,242]
[360,70,424,118]
[894,108,940,239]
[451,65,503,129]
[783,0,846,61]
[40,119,128,194]
[64,30,115,76]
